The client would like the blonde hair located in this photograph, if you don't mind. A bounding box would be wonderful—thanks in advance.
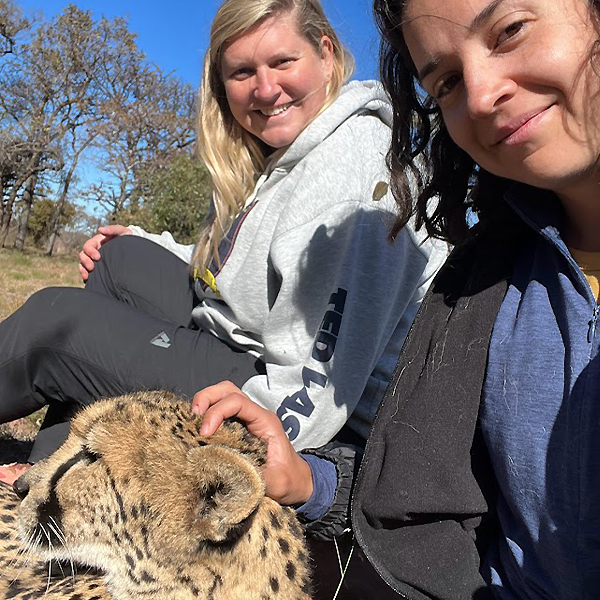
[191,0,354,275]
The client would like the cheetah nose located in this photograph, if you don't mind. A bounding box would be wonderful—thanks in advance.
[12,477,30,500]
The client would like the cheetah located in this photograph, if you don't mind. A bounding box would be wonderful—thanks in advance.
[0,391,312,600]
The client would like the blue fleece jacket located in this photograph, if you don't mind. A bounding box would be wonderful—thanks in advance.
[481,187,600,599]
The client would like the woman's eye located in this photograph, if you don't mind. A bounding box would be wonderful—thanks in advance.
[275,58,293,68]
[496,20,525,47]
[435,73,462,100]
[230,68,252,80]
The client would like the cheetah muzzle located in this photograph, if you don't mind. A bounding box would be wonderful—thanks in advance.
[0,391,312,600]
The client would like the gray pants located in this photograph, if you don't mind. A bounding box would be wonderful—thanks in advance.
[0,236,262,462]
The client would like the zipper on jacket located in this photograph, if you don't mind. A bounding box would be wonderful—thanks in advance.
[588,305,600,343]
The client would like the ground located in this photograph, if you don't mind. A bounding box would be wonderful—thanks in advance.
[0,247,82,321]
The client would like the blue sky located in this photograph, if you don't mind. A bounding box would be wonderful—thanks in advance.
[17,0,381,86]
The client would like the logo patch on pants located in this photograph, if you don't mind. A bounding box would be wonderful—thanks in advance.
[150,331,171,349]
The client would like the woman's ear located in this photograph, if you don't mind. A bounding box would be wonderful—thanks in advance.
[320,35,334,82]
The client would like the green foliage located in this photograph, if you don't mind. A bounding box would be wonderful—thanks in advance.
[28,197,75,245]
[121,153,211,244]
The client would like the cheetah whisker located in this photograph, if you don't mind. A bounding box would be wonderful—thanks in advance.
[7,528,41,582]
[48,516,67,547]
[22,528,43,565]
[44,528,54,596]
[48,516,76,582]
[46,556,52,596]
[35,523,59,596]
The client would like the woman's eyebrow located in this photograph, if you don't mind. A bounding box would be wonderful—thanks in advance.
[416,0,509,81]
[470,0,509,31]
[418,57,440,82]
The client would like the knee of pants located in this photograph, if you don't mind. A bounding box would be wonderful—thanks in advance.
[88,235,172,285]
[89,234,139,280]
[85,235,158,298]
[97,233,139,260]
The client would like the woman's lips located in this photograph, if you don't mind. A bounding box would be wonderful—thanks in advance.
[255,101,296,118]
[493,104,554,146]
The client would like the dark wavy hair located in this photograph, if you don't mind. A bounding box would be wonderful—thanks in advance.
[373,0,600,246]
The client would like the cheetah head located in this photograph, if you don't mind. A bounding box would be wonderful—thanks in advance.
[15,391,268,576]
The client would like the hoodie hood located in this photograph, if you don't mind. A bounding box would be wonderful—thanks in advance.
[272,80,392,172]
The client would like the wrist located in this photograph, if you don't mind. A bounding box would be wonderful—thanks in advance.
[285,453,314,506]
[294,454,337,522]
[297,453,314,502]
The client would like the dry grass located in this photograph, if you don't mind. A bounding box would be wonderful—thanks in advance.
[0,247,83,446]
[0,247,82,321]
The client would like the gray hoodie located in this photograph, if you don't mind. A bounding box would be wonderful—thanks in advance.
[129,80,448,450]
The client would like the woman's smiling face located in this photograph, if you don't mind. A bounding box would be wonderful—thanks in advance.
[221,12,333,149]
[402,0,600,195]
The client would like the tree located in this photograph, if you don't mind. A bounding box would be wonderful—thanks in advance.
[0,135,62,247]
[88,65,197,219]
[45,128,97,255]
[0,4,203,253]
[123,151,211,244]
[0,135,28,229]
[9,6,134,249]
[0,0,28,57]
[28,196,75,246]
[0,5,144,249]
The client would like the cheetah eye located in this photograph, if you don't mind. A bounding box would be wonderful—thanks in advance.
[82,446,101,464]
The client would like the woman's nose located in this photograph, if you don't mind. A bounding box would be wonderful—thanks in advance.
[254,68,280,101]
[464,63,516,119]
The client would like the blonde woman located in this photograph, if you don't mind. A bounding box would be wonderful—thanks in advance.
[0,0,446,489]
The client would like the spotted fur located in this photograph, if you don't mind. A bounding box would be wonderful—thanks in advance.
[0,391,311,599]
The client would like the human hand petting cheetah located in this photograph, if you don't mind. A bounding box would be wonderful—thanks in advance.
[192,381,314,507]
[79,224,132,282]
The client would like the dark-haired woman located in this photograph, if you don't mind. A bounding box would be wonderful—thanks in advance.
[193,0,600,598]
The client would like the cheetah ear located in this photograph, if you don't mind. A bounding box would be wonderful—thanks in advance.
[186,445,265,543]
